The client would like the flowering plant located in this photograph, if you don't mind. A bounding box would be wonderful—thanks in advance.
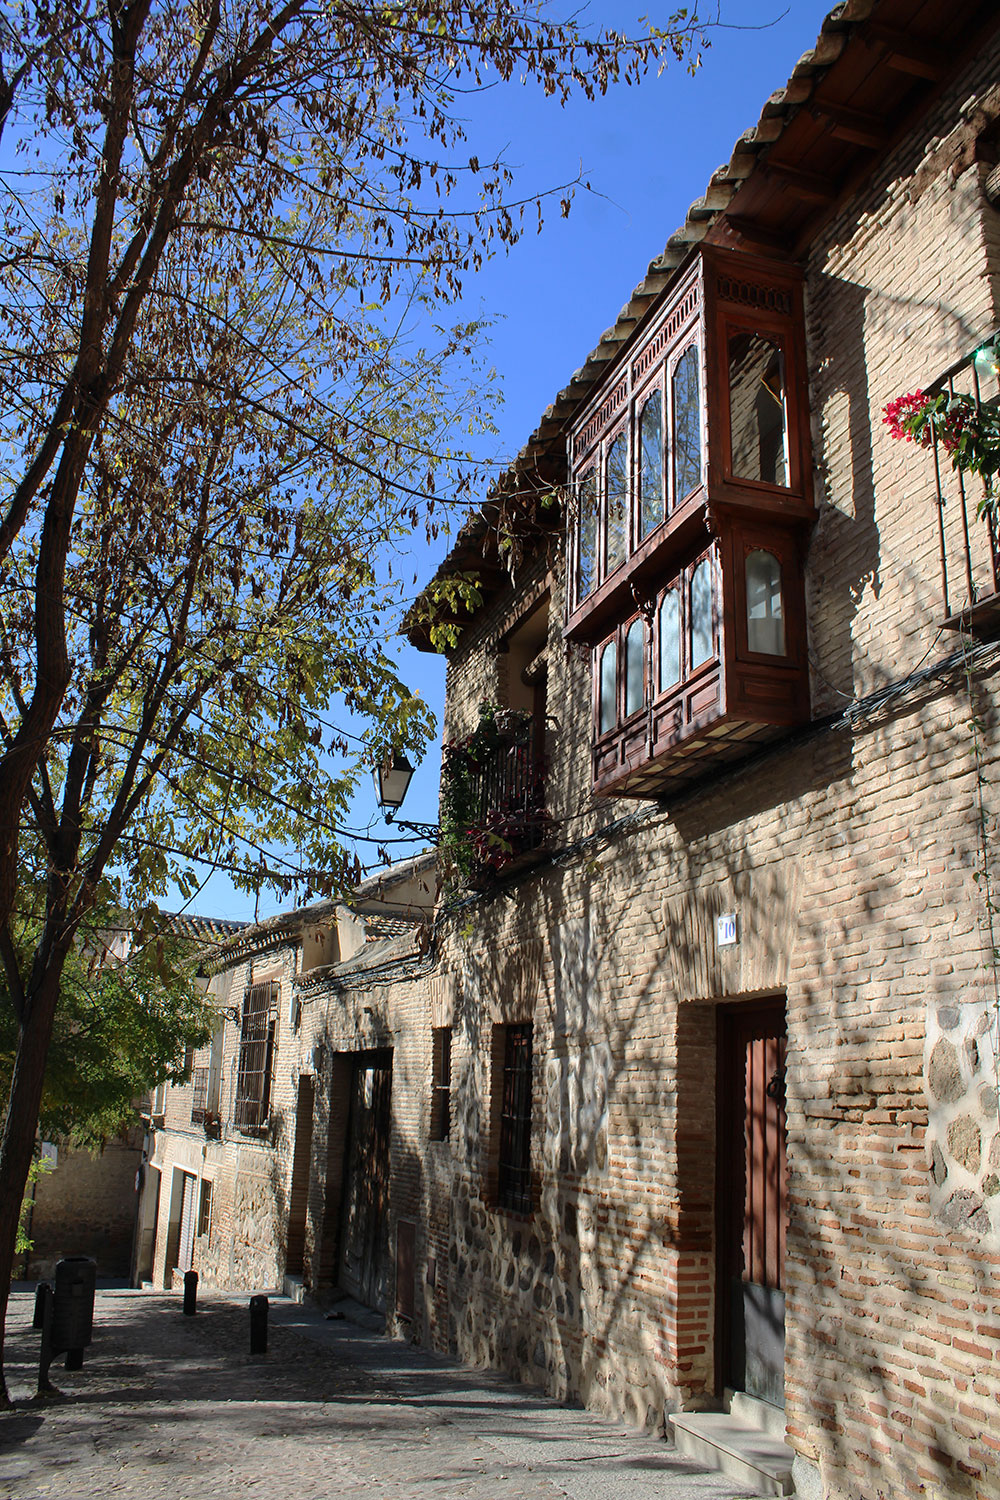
[439,703,547,889]
[883,385,1000,510]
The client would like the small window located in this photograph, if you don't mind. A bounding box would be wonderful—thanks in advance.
[658,590,681,692]
[190,1068,209,1124]
[234,981,277,1134]
[672,345,701,503]
[639,392,664,538]
[197,1179,213,1239]
[729,331,788,487]
[604,433,628,575]
[150,1083,166,1117]
[430,1026,452,1142]
[598,639,617,735]
[746,549,785,655]
[624,618,646,718]
[690,559,714,669]
[497,1023,533,1214]
[576,470,598,604]
[182,1046,194,1080]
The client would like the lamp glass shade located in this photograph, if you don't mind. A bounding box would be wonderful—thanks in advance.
[375,753,415,813]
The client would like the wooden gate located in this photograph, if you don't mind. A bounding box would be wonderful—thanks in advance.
[718,1001,787,1407]
[338,1050,392,1311]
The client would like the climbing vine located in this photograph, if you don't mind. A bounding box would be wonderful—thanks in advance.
[439,703,547,890]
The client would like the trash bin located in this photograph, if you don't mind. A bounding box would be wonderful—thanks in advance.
[50,1256,96,1358]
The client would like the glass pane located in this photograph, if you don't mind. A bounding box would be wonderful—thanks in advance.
[690,559,714,669]
[598,640,617,735]
[729,331,788,487]
[604,433,627,575]
[658,590,680,692]
[746,548,786,655]
[624,618,646,718]
[672,346,702,503]
[576,470,598,604]
[639,393,664,537]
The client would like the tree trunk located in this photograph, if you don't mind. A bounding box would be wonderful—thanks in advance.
[0,954,67,1404]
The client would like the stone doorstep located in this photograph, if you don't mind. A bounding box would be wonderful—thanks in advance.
[727,1389,790,1442]
[669,1409,795,1498]
[282,1274,305,1304]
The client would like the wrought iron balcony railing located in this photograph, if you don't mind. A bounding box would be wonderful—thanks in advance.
[441,710,547,881]
[925,337,1000,633]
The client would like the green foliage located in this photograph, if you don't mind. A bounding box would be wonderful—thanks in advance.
[1,899,212,1148]
[884,382,1000,511]
[439,703,546,890]
[16,1156,53,1258]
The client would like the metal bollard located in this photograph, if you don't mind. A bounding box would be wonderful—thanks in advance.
[35,1283,56,1393]
[183,1269,198,1316]
[249,1293,268,1355]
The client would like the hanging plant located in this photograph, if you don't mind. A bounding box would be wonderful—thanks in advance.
[883,377,1000,513]
[439,702,547,890]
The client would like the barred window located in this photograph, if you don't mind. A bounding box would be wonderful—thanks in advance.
[234,981,277,1133]
[190,1067,209,1124]
[430,1027,452,1142]
[497,1023,533,1214]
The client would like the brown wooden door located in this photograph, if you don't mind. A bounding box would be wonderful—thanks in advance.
[718,1002,787,1406]
[285,1074,314,1277]
[338,1051,392,1312]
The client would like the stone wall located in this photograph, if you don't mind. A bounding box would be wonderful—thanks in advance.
[26,1133,141,1280]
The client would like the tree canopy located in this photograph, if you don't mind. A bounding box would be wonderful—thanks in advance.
[1,900,213,1148]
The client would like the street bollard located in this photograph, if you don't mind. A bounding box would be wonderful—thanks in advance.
[183,1269,198,1316]
[35,1283,56,1393]
[33,1281,51,1330]
[249,1293,268,1355]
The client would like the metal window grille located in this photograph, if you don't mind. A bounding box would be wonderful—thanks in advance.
[430,1027,452,1141]
[190,1067,209,1124]
[234,981,277,1133]
[497,1023,533,1213]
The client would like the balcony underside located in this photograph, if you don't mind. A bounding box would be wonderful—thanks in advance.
[593,657,808,799]
[942,590,1000,638]
[594,714,797,799]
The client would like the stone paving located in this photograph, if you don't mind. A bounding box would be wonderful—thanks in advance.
[0,1287,758,1500]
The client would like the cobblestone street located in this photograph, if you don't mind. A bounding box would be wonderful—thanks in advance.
[0,1289,755,1500]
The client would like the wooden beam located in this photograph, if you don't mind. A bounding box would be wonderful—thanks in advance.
[863,23,950,81]
[722,214,792,253]
[762,160,839,204]
[809,100,890,151]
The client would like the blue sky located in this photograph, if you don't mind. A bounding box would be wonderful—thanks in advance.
[212,0,835,921]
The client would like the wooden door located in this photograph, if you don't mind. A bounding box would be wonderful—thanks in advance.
[338,1051,392,1311]
[285,1074,314,1276]
[718,1002,787,1407]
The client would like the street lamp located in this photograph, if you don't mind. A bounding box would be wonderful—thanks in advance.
[373,753,441,842]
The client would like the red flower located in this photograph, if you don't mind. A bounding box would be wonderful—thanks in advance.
[883,391,931,444]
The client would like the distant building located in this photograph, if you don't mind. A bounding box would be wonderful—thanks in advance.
[134,855,436,1297]
[24,914,245,1282]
